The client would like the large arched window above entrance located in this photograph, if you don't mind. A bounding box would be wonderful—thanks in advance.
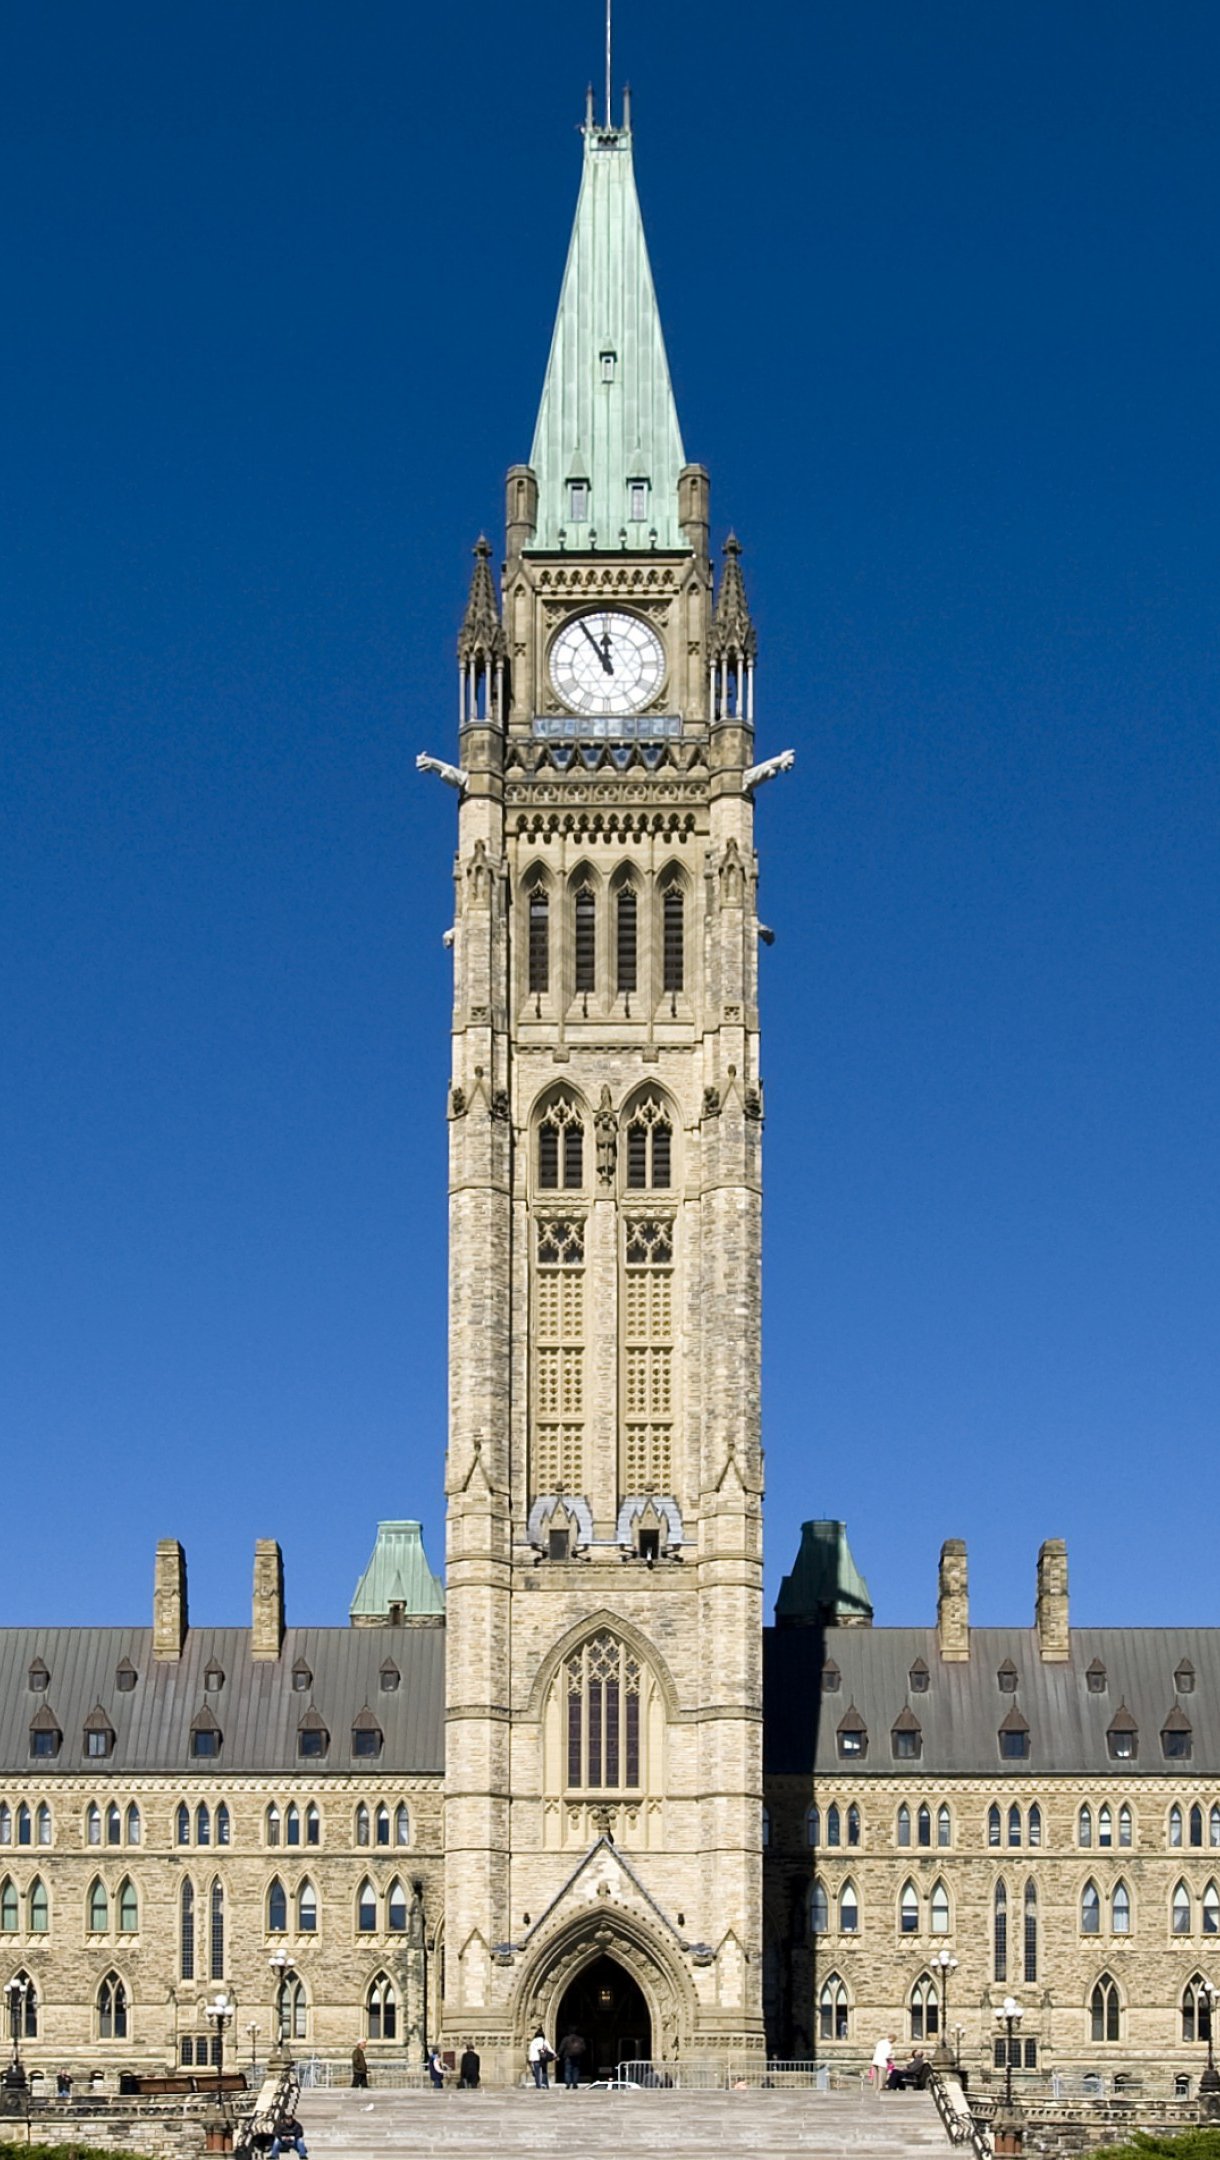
[566,1632,641,1791]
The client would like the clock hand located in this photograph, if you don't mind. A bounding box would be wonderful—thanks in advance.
[599,629,615,673]
[578,618,614,674]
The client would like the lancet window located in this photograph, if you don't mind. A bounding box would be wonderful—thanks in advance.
[624,1092,673,1190]
[565,1631,641,1792]
[537,1095,584,1192]
[621,1217,674,1495]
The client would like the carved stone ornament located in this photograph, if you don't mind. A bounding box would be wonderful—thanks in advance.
[744,1086,762,1122]
[594,1085,617,1186]
[702,1086,720,1118]
[491,1089,511,1122]
[449,1086,466,1119]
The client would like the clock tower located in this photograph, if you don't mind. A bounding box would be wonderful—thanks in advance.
[437,89,775,2076]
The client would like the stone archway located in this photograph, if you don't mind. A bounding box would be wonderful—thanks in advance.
[515,1913,691,2070]
[556,1953,650,2078]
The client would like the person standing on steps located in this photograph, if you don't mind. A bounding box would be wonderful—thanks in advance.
[458,2042,481,2089]
[557,2029,586,2088]
[871,2033,894,2095]
[527,2027,553,2087]
[351,2040,368,2089]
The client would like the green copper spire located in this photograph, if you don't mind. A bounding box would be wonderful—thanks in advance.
[349,1521,444,1625]
[530,98,686,551]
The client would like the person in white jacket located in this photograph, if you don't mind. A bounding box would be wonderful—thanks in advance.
[527,2028,553,2088]
[871,2034,895,2095]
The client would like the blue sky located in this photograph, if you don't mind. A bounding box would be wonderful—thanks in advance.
[3,2,1218,1631]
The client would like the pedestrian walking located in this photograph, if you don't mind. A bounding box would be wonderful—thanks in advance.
[458,2044,481,2089]
[527,2027,554,2088]
[351,2041,369,2089]
[557,2029,587,2088]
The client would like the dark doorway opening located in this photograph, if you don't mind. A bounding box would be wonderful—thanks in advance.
[555,1954,652,2080]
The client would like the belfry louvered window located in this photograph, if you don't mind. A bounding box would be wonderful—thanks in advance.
[573,882,596,993]
[661,881,684,993]
[528,886,550,994]
[533,1217,585,1498]
[616,885,638,994]
[622,1217,674,1494]
[565,1631,641,1791]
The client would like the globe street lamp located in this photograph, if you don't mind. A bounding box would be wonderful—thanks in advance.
[245,2023,260,2077]
[205,1994,234,2112]
[1200,1981,1220,2109]
[2,1978,29,2092]
[269,1949,296,2070]
[932,1950,959,2071]
[993,1996,1024,2156]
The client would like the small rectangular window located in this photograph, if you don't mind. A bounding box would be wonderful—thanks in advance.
[569,481,589,521]
[548,1528,570,1561]
[297,1729,326,1759]
[637,1528,660,1563]
[600,352,616,383]
[628,480,648,521]
[1000,1731,1029,1760]
[86,1732,110,1759]
[191,1730,219,1759]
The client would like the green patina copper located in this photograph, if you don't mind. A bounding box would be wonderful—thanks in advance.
[349,1519,444,1621]
[775,1520,875,1629]
[530,118,686,552]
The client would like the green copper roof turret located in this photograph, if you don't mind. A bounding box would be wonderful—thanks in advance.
[530,109,686,551]
[349,1521,444,1625]
[775,1520,874,1629]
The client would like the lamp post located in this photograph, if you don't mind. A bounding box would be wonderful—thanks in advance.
[246,2023,260,2077]
[3,1978,29,2092]
[205,1994,234,2108]
[268,1949,295,2071]
[993,1996,1024,2155]
[932,1950,959,2072]
[1200,1981,1220,2111]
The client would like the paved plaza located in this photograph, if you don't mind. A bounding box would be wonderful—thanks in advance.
[294,2083,946,2160]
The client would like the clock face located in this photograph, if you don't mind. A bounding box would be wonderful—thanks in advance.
[549,610,665,718]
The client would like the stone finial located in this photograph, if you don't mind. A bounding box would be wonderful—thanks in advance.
[937,1538,969,1662]
[153,1539,187,1662]
[1036,1537,1070,1661]
[505,464,538,561]
[711,535,757,662]
[252,1539,285,1660]
[677,463,710,564]
[457,538,506,669]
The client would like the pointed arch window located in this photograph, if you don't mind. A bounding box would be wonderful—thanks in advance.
[1081,1879,1101,1934]
[210,1880,225,1977]
[196,1804,210,1846]
[537,1095,584,1192]
[1028,1804,1042,1847]
[267,1878,287,1935]
[216,1803,229,1847]
[661,878,684,993]
[297,1880,317,1934]
[805,1806,820,1847]
[565,1631,642,1791]
[118,1878,138,1933]
[909,1974,940,2041]
[1204,1881,1220,1935]
[621,1216,673,1494]
[573,879,596,994]
[1170,1804,1184,1848]
[180,1880,195,1977]
[387,1878,408,1933]
[0,1879,16,1933]
[366,1973,396,2041]
[15,1807,30,1846]
[87,1803,102,1848]
[285,1804,300,1847]
[1091,1974,1120,2042]
[1118,1804,1132,1849]
[355,1804,370,1847]
[28,1878,47,1933]
[818,1975,849,2041]
[826,1804,841,1847]
[357,1879,377,1934]
[0,1806,9,1845]
[289,1978,308,2042]
[266,1804,281,1847]
[395,1804,410,1846]
[97,1973,127,2041]
[1184,1975,1212,2043]
[1078,1803,1092,1846]
[897,1804,911,1848]
[900,1879,920,1935]
[1097,1805,1112,1848]
[126,1804,141,1846]
[306,1803,320,1847]
[1111,1880,1131,1934]
[847,1804,861,1846]
[616,883,638,995]
[375,1805,390,1846]
[994,1880,1008,1981]
[930,1879,950,1935]
[917,1804,932,1847]
[810,1879,829,1935]
[1173,1879,1192,1934]
[87,1877,109,1932]
[1191,1803,1205,1846]
[838,1880,859,1934]
[9,1973,35,2038]
[624,1091,673,1190]
[1023,1879,1037,1982]
[527,882,550,995]
[177,1803,191,1846]
[1008,1804,1022,1847]
[988,1804,1001,1847]
[1211,1806,1220,1848]
[937,1804,952,1848]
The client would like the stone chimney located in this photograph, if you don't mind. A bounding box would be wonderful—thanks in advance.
[1036,1538,1070,1661]
[937,1539,969,1662]
[251,1539,285,1660]
[153,1539,187,1661]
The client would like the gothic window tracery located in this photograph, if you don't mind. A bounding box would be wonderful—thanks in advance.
[818,1976,848,2040]
[622,1216,674,1494]
[625,1092,673,1190]
[533,1215,585,1498]
[537,1096,584,1193]
[565,1631,641,1792]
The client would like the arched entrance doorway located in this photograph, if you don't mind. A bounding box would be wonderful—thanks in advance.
[556,1954,652,2079]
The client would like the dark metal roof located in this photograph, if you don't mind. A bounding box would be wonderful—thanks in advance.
[0,1627,445,1776]
[764,1626,1220,1778]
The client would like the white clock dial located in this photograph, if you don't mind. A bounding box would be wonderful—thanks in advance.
[549,610,665,717]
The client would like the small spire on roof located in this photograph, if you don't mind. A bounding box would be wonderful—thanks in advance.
[712,534,757,662]
[457,538,505,669]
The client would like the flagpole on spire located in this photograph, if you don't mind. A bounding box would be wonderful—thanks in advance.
[605,0,612,127]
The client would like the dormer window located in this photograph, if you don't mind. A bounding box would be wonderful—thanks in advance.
[1163,1707,1193,1761]
[83,1706,115,1761]
[297,1711,329,1761]
[351,1709,383,1761]
[999,1706,1030,1760]
[821,1662,841,1695]
[29,1707,61,1760]
[190,1709,221,1761]
[1176,1661,1196,1695]
[892,1709,922,1761]
[292,1660,312,1694]
[205,1665,225,1693]
[1107,1705,1138,1761]
[27,1661,49,1694]
[837,1706,868,1760]
[628,479,649,522]
[115,1659,137,1694]
[997,1659,1020,1693]
[379,1661,400,1694]
[569,480,590,522]
[909,1660,930,1694]
[1086,1659,1107,1693]
[600,351,616,383]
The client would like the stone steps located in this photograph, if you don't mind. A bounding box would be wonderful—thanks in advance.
[293,2085,948,2160]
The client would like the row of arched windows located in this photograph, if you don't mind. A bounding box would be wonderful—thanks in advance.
[0,1804,51,1847]
[0,1879,47,1933]
[813,1971,1125,2045]
[0,1969,406,2048]
[172,1799,412,1848]
[524,868,686,1003]
[988,1803,1043,1847]
[179,1879,225,1981]
[796,1796,1220,1852]
[810,1877,951,1936]
[535,1087,676,1193]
